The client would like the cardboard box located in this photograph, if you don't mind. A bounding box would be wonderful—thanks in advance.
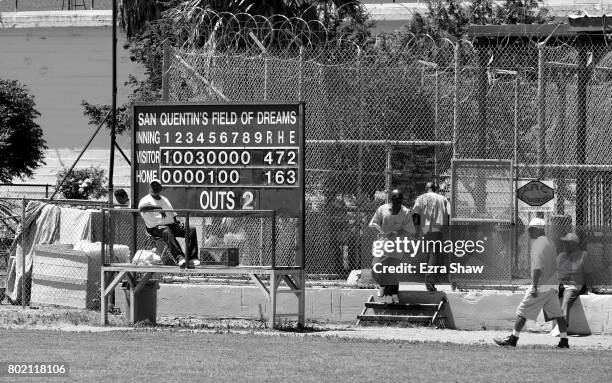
[199,247,239,266]
[31,244,101,309]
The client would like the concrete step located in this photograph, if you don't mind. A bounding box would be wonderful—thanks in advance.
[357,314,434,322]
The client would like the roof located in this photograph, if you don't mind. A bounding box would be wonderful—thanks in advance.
[467,15,612,40]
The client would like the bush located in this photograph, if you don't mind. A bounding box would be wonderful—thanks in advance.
[55,167,108,200]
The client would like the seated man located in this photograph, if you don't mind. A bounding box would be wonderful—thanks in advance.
[138,179,199,268]
[551,232,592,335]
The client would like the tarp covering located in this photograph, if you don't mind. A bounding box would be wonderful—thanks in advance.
[6,201,60,303]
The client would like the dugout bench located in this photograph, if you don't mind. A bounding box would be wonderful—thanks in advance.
[100,208,305,328]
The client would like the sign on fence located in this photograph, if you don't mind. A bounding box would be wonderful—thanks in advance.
[517,180,555,212]
[132,102,305,217]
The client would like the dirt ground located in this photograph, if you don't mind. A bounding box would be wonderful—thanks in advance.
[1,305,611,350]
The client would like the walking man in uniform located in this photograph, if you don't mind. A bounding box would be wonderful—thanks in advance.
[494,218,570,348]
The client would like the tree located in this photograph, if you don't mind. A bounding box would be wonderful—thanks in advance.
[404,0,552,39]
[84,1,371,134]
[0,79,47,183]
[55,166,108,200]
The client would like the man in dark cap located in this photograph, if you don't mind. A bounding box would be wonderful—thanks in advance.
[138,179,199,268]
[369,189,416,300]
[412,182,450,291]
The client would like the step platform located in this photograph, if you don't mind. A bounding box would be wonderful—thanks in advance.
[357,290,449,328]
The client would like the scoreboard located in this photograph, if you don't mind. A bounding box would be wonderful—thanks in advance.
[132,102,305,217]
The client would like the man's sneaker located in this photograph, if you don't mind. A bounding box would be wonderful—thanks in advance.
[557,338,570,349]
[494,334,518,347]
[550,325,561,337]
[188,259,200,268]
[177,256,187,269]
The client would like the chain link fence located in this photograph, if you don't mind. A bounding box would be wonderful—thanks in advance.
[1,198,107,309]
[2,18,611,296]
[169,37,455,278]
[167,20,612,284]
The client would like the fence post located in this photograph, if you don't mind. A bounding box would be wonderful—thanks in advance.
[555,77,567,215]
[298,46,304,102]
[434,59,439,183]
[162,39,170,101]
[21,197,26,309]
[576,42,589,227]
[385,145,392,203]
[537,43,547,179]
[452,42,460,159]
[513,75,519,275]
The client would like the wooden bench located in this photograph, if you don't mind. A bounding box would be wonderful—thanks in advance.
[101,264,305,328]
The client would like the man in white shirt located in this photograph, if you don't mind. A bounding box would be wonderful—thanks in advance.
[412,182,450,291]
[138,179,199,268]
[494,217,569,348]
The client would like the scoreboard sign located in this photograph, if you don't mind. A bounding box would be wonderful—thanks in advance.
[132,102,304,217]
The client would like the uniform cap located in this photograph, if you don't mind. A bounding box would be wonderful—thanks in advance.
[560,233,580,243]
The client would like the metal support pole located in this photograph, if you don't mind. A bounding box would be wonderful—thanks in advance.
[162,40,170,101]
[271,212,276,269]
[298,46,304,102]
[452,42,460,159]
[21,197,26,309]
[434,65,440,182]
[263,55,268,101]
[185,212,190,267]
[385,145,392,202]
[556,78,567,215]
[576,44,589,227]
[108,0,117,208]
[537,44,547,179]
[513,75,519,275]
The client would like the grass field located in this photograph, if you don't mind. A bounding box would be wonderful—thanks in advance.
[1,329,611,382]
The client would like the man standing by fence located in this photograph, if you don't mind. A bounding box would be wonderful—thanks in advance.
[412,182,450,291]
[369,189,416,300]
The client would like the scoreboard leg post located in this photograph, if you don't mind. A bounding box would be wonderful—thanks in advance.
[269,272,277,329]
[298,270,305,328]
[100,269,108,325]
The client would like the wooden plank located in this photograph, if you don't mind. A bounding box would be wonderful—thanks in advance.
[269,272,277,328]
[430,298,446,326]
[364,302,439,310]
[101,269,107,325]
[103,270,126,297]
[356,295,374,326]
[277,289,303,294]
[297,270,305,327]
[249,274,269,298]
[357,315,434,322]
[103,264,301,274]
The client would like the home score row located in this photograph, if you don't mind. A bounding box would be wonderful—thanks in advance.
[132,103,304,216]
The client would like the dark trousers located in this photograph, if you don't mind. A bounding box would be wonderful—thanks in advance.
[146,223,198,261]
